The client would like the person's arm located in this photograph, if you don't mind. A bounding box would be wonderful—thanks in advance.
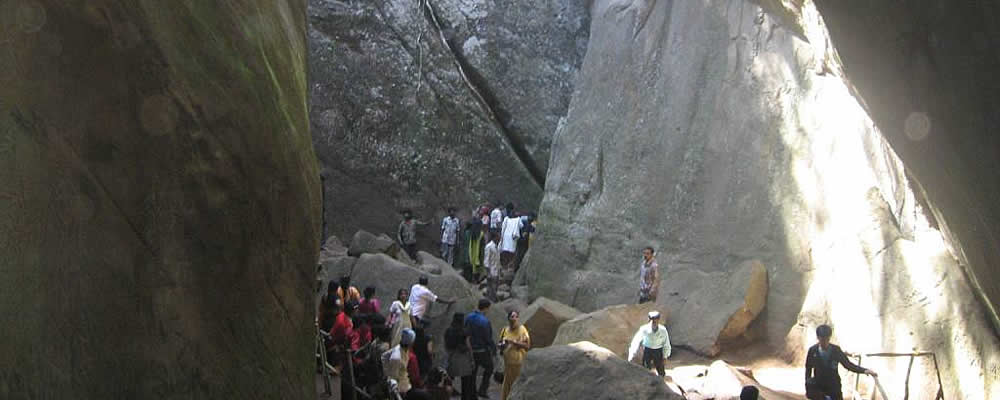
[398,222,405,244]
[464,335,473,353]
[661,328,671,359]
[804,349,814,386]
[516,329,531,350]
[650,266,660,301]
[627,328,644,362]
[837,347,876,376]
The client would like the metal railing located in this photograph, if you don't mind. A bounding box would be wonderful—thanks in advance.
[850,351,944,400]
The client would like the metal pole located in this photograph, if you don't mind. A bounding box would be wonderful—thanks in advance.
[320,174,328,245]
[318,330,332,395]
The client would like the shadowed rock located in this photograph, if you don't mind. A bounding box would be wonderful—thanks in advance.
[0,1,319,398]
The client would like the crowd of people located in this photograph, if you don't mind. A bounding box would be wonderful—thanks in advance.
[317,275,531,400]
[320,205,879,400]
[397,202,537,302]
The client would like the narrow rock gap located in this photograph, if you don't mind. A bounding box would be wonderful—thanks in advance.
[419,0,546,188]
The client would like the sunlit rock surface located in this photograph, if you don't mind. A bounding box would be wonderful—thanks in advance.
[517,0,998,397]
[308,0,589,244]
[0,1,319,398]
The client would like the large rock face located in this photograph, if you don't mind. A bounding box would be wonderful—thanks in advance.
[509,342,682,400]
[518,0,999,396]
[308,0,589,244]
[0,1,319,398]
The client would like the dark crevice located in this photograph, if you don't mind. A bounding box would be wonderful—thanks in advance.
[419,0,546,188]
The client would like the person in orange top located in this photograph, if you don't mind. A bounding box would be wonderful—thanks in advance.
[338,276,361,303]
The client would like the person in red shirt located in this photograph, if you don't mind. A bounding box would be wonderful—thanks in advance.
[332,300,360,400]
[408,345,424,390]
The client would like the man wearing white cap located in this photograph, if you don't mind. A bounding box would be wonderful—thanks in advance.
[627,311,671,377]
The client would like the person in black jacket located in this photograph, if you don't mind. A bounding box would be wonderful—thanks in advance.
[805,324,877,400]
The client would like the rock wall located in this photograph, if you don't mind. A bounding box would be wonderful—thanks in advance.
[308,0,589,243]
[0,1,320,398]
[517,0,998,397]
[811,0,1000,353]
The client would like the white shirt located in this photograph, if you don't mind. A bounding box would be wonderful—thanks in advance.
[500,216,522,253]
[441,216,460,245]
[484,241,501,278]
[490,208,504,229]
[627,323,671,361]
[408,283,438,319]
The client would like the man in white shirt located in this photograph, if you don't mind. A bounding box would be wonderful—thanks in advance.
[440,207,461,265]
[627,311,671,377]
[408,276,455,327]
[490,205,504,232]
[483,232,501,300]
[499,214,522,273]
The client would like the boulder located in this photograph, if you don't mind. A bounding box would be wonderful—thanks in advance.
[669,360,796,400]
[660,260,768,356]
[508,342,681,400]
[349,254,478,310]
[319,235,349,261]
[520,297,581,348]
[417,251,460,276]
[552,303,663,359]
[717,261,768,342]
[348,230,399,258]
[319,256,359,285]
[0,1,319,398]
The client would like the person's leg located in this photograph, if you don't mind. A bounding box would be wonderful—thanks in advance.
[461,375,476,400]
[653,355,665,377]
[474,352,493,396]
[641,346,654,370]
[501,362,521,400]
[441,242,449,260]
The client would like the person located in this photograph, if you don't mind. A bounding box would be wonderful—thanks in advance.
[445,313,475,400]
[627,311,671,377]
[398,209,429,260]
[513,213,535,272]
[359,286,381,314]
[489,203,504,232]
[425,366,454,400]
[441,207,461,265]
[740,386,760,400]
[318,280,342,322]
[499,310,530,400]
[318,295,342,372]
[333,300,362,400]
[499,213,522,273]
[409,276,456,327]
[478,204,491,227]
[413,326,435,378]
[384,328,418,396]
[637,247,660,304]
[339,276,362,303]
[388,288,412,347]
[805,324,877,400]
[465,218,485,282]
[354,313,374,348]
[408,338,425,390]
[483,232,501,301]
[464,299,496,398]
